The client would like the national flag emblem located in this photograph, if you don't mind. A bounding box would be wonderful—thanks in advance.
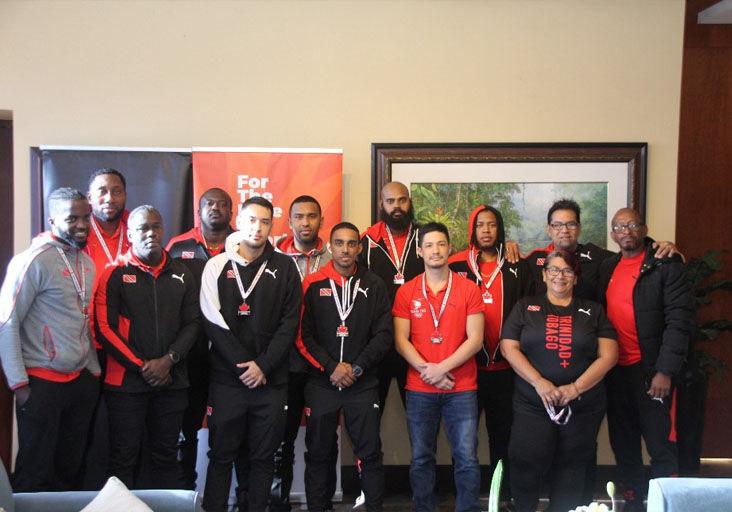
[536,258,545,266]
[320,288,332,296]
[122,274,137,283]
[226,270,236,279]
[527,305,541,312]
[206,405,213,416]
[182,251,195,259]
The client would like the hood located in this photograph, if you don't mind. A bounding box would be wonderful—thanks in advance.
[449,205,489,265]
[315,259,364,283]
[363,221,385,243]
[225,231,274,267]
[31,231,86,253]
[276,233,326,257]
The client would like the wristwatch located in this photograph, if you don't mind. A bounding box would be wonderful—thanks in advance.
[168,350,181,364]
[352,365,363,378]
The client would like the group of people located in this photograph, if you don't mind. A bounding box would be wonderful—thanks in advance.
[0,170,695,512]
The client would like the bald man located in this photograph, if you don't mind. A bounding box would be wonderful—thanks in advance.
[597,208,694,511]
[359,181,423,410]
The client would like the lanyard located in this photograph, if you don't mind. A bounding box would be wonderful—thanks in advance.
[293,253,321,282]
[56,247,88,317]
[90,216,124,265]
[385,224,413,274]
[545,403,572,425]
[421,272,452,331]
[231,260,268,308]
[468,247,504,292]
[330,276,361,328]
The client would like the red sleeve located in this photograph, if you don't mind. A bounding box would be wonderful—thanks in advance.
[391,281,412,319]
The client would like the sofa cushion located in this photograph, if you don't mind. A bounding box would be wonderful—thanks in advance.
[79,477,152,512]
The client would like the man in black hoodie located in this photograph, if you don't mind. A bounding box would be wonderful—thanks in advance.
[200,196,302,512]
[298,222,392,512]
[598,208,694,511]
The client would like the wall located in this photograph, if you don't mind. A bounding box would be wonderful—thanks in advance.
[0,0,685,465]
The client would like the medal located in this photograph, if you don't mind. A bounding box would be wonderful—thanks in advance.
[56,247,88,319]
[231,260,268,318]
[421,272,453,345]
[90,216,125,265]
[330,276,361,343]
[385,224,413,286]
[482,291,493,304]
[469,247,503,305]
[336,323,349,338]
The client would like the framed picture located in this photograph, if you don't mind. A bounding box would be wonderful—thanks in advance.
[371,143,647,253]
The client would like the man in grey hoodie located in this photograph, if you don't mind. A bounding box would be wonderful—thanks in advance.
[0,187,101,491]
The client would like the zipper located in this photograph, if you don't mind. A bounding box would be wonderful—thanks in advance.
[152,274,160,355]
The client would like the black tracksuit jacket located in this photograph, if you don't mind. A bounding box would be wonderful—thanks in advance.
[597,239,695,378]
[94,250,201,392]
[298,261,393,391]
[200,238,302,388]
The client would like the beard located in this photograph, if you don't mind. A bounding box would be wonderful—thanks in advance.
[56,230,87,249]
[380,204,414,232]
[93,206,124,223]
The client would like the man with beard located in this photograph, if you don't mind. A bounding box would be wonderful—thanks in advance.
[598,208,694,511]
[200,197,301,512]
[298,222,392,512]
[359,181,422,410]
[449,205,534,502]
[0,187,100,491]
[166,188,234,490]
[272,195,335,511]
[94,205,200,489]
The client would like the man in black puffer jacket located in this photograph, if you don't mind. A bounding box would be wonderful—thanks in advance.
[598,208,695,511]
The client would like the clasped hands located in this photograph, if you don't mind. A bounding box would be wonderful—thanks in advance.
[237,361,267,389]
[417,362,455,391]
[141,356,173,387]
[330,362,356,388]
[534,378,580,408]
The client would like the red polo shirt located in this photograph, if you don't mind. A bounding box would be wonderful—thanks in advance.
[606,252,644,365]
[85,212,130,289]
[393,271,484,393]
[479,260,508,371]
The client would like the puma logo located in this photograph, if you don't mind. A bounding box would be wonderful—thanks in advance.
[509,267,518,277]
[580,251,592,260]
[265,269,278,279]
[357,287,369,298]
[172,273,185,284]
[578,307,591,316]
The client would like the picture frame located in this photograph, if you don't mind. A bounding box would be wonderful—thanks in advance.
[371,142,647,252]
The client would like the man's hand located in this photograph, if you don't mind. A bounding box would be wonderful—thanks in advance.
[237,361,267,389]
[433,373,456,391]
[419,362,448,386]
[142,356,173,387]
[648,371,672,399]
[504,240,521,264]
[15,385,31,407]
[652,241,684,262]
[330,362,355,388]
[534,377,562,408]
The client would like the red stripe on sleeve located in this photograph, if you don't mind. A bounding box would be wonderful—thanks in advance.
[296,273,325,372]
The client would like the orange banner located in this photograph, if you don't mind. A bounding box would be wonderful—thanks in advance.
[192,148,343,241]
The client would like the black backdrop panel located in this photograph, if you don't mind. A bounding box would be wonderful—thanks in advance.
[39,149,193,244]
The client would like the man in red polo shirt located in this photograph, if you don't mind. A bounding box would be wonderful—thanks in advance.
[393,222,484,512]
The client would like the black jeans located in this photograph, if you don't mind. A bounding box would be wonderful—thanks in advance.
[477,369,514,496]
[203,383,287,512]
[180,358,210,490]
[13,371,99,492]
[509,403,605,512]
[105,388,188,490]
[606,363,678,500]
[377,348,407,412]
[305,383,384,512]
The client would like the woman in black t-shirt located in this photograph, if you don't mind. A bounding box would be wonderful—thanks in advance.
[500,250,617,512]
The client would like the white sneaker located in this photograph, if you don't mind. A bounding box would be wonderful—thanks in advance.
[353,490,366,509]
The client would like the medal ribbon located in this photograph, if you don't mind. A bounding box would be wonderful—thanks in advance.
[231,260,268,304]
[56,247,87,314]
[385,224,413,274]
[293,253,322,282]
[90,216,124,265]
[421,272,453,331]
[468,246,504,293]
[329,276,361,326]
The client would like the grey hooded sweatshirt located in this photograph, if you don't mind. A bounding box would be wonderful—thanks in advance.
[0,233,100,389]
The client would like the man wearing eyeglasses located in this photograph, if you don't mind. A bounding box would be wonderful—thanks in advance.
[597,208,694,512]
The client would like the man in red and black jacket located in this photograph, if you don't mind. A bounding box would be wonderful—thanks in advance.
[449,204,534,497]
[359,181,423,410]
[598,208,695,511]
[166,187,234,490]
[94,205,201,489]
[298,222,392,512]
[199,197,302,512]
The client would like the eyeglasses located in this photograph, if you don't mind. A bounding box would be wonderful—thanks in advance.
[545,403,572,425]
[545,266,575,277]
[549,221,580,231]
[611,222,644,233]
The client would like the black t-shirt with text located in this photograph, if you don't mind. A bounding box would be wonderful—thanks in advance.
[501,294,616,413]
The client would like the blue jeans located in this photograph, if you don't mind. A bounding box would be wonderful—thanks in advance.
[406,390,480,512]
